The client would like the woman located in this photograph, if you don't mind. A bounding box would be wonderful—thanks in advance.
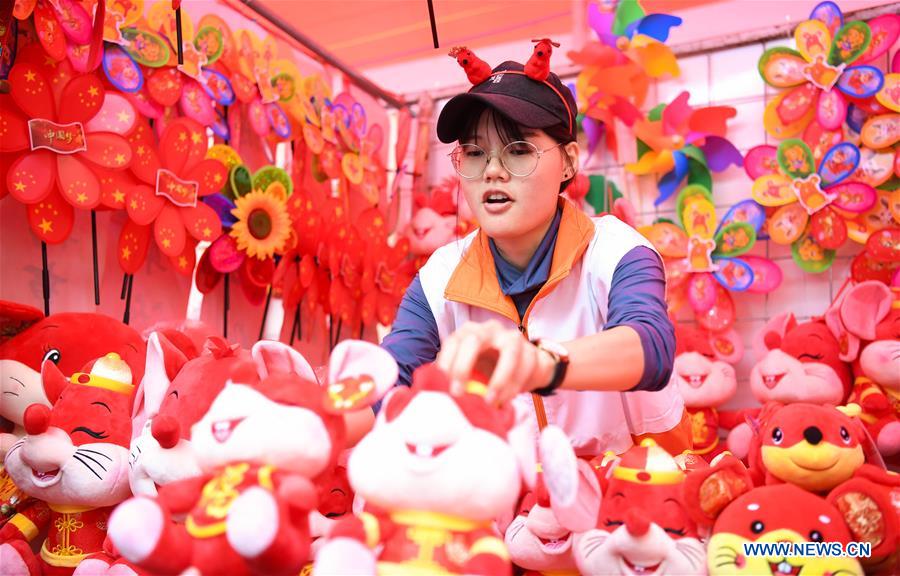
[380,59,690,456]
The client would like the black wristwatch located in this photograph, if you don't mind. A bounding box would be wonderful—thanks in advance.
[530,338,570,397]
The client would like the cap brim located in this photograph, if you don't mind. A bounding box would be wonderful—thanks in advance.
[436,93,562,144]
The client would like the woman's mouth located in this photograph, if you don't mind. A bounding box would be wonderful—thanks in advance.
[482,191,513,214]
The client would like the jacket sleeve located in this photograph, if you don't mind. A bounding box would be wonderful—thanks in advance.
[603,246,675,392]
[380,275,441,390]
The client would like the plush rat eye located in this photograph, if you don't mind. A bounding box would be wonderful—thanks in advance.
[840,427,851,444]
[751,521,765,534]
[772,428,783,445]
[42,348,61,364]
[809,530,823,542]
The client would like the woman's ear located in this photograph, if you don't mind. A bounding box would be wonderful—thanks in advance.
[562,141,579,179]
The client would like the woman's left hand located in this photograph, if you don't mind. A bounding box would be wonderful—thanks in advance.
[436,320,555,405]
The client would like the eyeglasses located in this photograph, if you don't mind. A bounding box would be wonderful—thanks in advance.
[449,141,564,179]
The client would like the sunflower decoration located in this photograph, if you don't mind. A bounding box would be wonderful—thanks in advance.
[196,162,294,305]
[626,91,743,205]
[640,185,782,332]
[747,139,881,272]
[568,0,682,160]
[757,2,899,140]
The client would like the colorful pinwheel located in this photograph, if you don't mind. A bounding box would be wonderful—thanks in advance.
[3,46,136,244]
[626,91,743,204]
[758,3,899,140]
[641,185,781,332]
[569,0,681,160]
[747,139,877,272]
[197,152,294,302]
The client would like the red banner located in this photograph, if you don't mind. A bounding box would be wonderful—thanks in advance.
[28,119,87,154]
[155,168,199,207]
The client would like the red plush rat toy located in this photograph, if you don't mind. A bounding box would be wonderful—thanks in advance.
[546,437,708,576]
[448,46,492,85]
[725,312,852,458]
[684,452,899,575]
[826,281,900,459]
[0,353,137,575]
[742,402,900,570]
[525,38,561,81]
[0,302,146,455]
[671,325,742,460]
[504,471,579,576]
[108,340,397,576]
[315,364,538,576]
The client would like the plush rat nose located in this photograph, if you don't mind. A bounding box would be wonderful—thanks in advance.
[803,426,823,445]
[624,508,650,537]
[151,414,181,449]
[24,404,52,436]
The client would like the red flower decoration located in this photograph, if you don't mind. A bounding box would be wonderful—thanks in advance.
[117,117,225,273]
[2,45,136,243]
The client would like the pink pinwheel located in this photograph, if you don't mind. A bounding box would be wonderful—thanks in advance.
[758,2,899,140]
[117,118,226,273]
[2,44,136,244]
[641,185,781,332]
[747,139,878,272]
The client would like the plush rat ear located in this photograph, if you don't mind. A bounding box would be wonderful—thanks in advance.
[41,359,68,405]
[754,312,796,361]
[840,281,893,341]
[251,341,316,382]
[0,300,44,346]
[538,425,602,533]
[827,471,900,562]
[682,453,753,527]
[709,328,744,364]
[328,340,398,404]
[825,291,859,363]
[132,332,189,421]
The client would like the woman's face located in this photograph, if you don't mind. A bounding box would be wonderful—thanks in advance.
[458,113,576,246]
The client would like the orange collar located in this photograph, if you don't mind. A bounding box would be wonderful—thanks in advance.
[443,198,595,326]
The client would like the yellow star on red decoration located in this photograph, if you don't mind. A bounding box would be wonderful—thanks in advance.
[13,181,25,192]
[121,246,131,260]
[24,70,36,82]
[87,86,99,97]
[112,190,125,204]
[38,218,53,234]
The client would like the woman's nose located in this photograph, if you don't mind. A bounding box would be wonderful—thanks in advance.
[483,151,508,180]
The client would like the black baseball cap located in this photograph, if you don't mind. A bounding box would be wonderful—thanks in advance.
[437,60,577,144]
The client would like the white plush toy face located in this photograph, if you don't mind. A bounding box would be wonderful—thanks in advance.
[191,382,332,476]
[860,339,900,390]
[6,432,132,508]
[349,390,520,521]
[505,500,576,572]
[128,418,201,497]
[673,352,737,408]
[750,349,844,405]
[574,524,706,576]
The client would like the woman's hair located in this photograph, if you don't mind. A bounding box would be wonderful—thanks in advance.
[458,103,576,193]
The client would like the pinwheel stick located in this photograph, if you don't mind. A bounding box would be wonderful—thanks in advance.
[122,274,133,325]
[289,303,301,345]
[427,0,439,48]
[258,287,272,340]
[91,210,100,305]
[41,242,50,316]
[175,4,184,65]
[120,272,128,299]
[223,272,230,338]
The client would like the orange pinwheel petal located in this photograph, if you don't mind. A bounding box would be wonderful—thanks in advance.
[10,62,55,120]
[118,220,152,274]
[126,184,165,226]
[28,188,74,244]
[81,133,133,169]
[57,74,105,125]
[154,204,187,257]
[185,158,228,196]
[181,201,221,242]
[8,150,56,204]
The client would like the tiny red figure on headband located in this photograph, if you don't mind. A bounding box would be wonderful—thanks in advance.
[448,46,492,85]
[525,38,560,82]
